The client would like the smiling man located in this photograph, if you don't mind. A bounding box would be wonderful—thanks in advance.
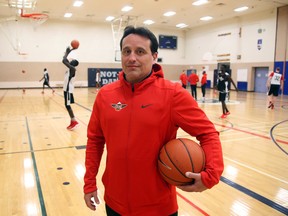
[83,26,224,216]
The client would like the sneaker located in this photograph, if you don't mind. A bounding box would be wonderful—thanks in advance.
[225,111,230,115]
[268,103,274,109]
[67,121,79,130]
[220,114,227,119]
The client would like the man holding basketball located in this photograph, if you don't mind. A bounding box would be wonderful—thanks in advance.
[84,26,224,215]
[62,46,79,130]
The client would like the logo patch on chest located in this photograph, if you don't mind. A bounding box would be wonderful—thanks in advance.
[111,102,127,111]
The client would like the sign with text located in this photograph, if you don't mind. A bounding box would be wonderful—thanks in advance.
[88,68,122,87]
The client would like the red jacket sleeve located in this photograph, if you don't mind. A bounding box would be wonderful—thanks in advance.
[171,86,224,188]
[83,95,106,194]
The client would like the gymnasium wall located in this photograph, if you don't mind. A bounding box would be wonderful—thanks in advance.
[0,8,281,92]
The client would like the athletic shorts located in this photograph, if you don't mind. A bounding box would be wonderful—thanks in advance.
[268,84,280,96]
[64,91,74,106]
[219,92,227,102]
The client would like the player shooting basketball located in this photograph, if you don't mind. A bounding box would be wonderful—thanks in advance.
[62,46,79,130]
[83,26,224,215]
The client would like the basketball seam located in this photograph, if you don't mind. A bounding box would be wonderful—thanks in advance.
[179,138,195,173]
[164,140,190,178]
[158,167,188,185]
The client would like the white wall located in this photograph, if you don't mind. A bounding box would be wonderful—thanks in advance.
[185,9,277,65]
[0,9,279,90]
[0,19,187,64]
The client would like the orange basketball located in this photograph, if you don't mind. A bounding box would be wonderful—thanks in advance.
[71,39,80,49]
[158,138,205,186]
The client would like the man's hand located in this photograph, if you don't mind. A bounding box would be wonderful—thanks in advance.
[177,172,207,192]
[84,190,100,211]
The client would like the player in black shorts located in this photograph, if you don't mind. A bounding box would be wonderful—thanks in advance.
[216,65,238,118]
[39,68,55,94]
[62,46,79,130]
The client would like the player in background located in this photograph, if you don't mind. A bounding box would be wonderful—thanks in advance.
[201,71,207,102]
[266,67,284,109]
[179,70,188,89]
[216,65,238,118]
[95,69,101,91]
[188,70,199,100]
[62,46,79,130]
[39,68,55,94]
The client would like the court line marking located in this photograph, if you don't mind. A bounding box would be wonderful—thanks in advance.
[224,157,288,184]
[25,117,47,216]
[270,119,288,155]
[214,122,288,145]
[221,176,288,215]
[176,192,209,216]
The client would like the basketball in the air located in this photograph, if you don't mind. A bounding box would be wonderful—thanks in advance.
[158,138,205,186]
[71,39,80,49]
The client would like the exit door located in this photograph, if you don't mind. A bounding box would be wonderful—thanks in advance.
[254,67,269,93]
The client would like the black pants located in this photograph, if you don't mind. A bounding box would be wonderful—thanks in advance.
[190,85,197,99]
[201,84,206,97]
[105,204,178,216]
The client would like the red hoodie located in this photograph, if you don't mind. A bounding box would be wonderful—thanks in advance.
[84,64,223,215]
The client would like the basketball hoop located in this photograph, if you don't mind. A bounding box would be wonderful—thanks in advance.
[20,9,49,27]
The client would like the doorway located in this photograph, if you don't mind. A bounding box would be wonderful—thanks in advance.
[254,67,269,93]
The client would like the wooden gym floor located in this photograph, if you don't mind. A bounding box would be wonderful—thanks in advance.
[0,87,287,216]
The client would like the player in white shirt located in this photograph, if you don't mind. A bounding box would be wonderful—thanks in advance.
[266,67,284,109]
[39,68,55,94]
[62,47,79,130]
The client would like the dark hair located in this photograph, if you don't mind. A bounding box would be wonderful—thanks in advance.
[70,59,79,67]
[120,26,158,54]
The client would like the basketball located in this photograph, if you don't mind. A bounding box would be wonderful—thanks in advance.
[21,70,25,73]
[71,39,80,49]
[158,138,205,186]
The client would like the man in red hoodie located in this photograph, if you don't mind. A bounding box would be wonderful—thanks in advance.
[84,26,224,216]
[188,70,199,100]
[179,70,188,89]
[201,71,207,102]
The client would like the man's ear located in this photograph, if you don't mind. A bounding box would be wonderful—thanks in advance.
[153,52,158,61]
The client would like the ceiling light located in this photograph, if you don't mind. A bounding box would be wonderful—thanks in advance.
[9,0,37,9]
[163,11,176,17]
[234,6,249,12]
[143,20,155,25]
[192,0,208,6]
[106,16,115,21]
[200,16,213,21]
[121,5,133,12]
[176,23,188,28]
[64,13,72,18]
[73,1,83,7]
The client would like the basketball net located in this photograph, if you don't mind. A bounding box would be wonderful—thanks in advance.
[20,9,49,30]
[111,15,137,61]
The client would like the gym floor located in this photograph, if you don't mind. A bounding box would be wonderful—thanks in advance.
[0,87,287,216]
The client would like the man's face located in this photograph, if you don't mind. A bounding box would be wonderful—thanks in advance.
[121,34,157,83]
